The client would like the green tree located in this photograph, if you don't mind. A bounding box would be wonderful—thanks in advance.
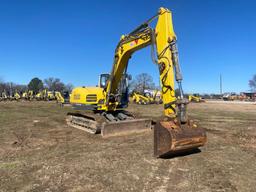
[28,77,43,93]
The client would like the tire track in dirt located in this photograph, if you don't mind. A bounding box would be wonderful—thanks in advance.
[142,158,178,192]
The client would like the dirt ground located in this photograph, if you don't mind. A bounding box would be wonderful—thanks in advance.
[0,101,256,192]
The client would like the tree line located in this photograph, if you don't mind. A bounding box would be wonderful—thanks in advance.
[1,73,254,96]
[131,73,256,94]
[129,73,156,93]
[0,77,73,95]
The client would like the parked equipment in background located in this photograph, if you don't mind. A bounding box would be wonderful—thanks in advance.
[0,91,8,101]
[14,91,21,101]
[55,91,70,105]
[223,92,238,101]
[67,7,206,157]
[144,90,163,104]
[35,91,43,100]
[47,91,55,100]
[188,94,205,103]
[132,92,154,105]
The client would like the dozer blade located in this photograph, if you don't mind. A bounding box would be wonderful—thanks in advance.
[101,119,152,137]
[154,120,206,157]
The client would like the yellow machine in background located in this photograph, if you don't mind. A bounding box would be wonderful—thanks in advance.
[223,92,238,101]
[188,94,205,103]
[35,92,43,100]
[0,91,8,101]
[145,90,163,104]
[35,89,56,101]
[14,91,21,100]
[22,91,33,100]
[132,90,162,105]
[67,7,206,157]
[22,92,28,100]
[132,92,154,104]
[55,91,65,103]
[55,91,70,105]
[28,90,34,100]
[47,91,55,100]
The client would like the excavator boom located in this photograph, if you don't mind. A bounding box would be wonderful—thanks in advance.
[102,7,206,156]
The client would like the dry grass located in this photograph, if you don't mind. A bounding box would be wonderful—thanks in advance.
[0,101,256,191]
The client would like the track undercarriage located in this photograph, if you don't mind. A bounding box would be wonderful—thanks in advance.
[66,110,206,157]
[66,110,152,137]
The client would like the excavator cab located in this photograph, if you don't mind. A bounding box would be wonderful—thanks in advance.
[99,74,110,89]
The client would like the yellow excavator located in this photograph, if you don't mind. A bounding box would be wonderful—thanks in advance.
[55,91,70,105]
[132,92,154,105]
[0,90,8,101]
[67,7,206,157]
[145,90,163,104]
[14,91,21,101]
[188,94,205,103]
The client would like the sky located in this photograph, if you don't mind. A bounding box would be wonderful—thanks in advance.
[0,0,255,94]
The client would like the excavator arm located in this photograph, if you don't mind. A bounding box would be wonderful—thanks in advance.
[105,8,184,120]
[104,7,206,157]
[105,24,152,110]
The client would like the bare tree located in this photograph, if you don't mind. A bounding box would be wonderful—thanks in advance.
[130,73,155,93]
[249,74,256,91]
[0,78,5,93]
[64,83,74,92]
[44,77,65,92]
[0,80,27,95]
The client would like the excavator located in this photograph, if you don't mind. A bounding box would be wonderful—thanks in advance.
[55,91,70,105]
[145,90,163,104]
[0,90,8,101]
[132,92,154,105]
[14,91,21,101]
[67,7,206,157]
[188,94,205,103]
[132,90,162,105]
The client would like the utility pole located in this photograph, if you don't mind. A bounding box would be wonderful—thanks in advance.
[220,74,222,95]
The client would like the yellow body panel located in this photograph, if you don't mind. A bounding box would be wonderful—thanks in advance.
[70,87,105,107]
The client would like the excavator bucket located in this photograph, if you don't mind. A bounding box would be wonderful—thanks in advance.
[101,119,152,137]
[154,120,206,157]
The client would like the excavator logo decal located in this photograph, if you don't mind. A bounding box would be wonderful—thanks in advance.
[130,39,139,47]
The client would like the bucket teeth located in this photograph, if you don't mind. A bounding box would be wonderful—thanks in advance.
[154,120,207,157]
